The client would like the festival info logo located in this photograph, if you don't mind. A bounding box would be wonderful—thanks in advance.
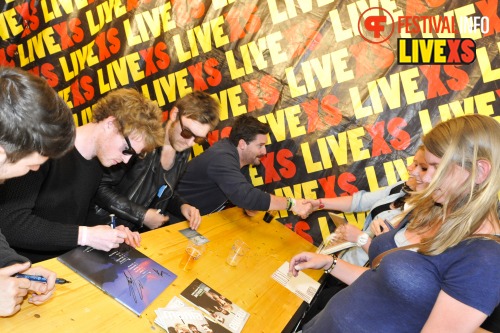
[358,7,488,65]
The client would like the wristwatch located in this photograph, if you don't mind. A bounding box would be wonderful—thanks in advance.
[356,233,369,247]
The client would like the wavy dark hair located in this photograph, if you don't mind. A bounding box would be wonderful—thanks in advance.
[0,67,75,162]
[175,90,220,130]
[228,114,270,146]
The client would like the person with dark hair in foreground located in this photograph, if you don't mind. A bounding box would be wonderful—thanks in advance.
[0,66,75,316]
[0,88,164,263]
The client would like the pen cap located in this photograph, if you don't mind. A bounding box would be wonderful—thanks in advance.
[109,214,116,228]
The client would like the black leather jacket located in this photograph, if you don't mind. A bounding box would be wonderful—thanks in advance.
[92,147,190,230]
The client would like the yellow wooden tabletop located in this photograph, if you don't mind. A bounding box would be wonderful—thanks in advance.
[1,207,322,333]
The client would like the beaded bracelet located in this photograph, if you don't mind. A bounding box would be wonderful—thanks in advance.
[324,254,338,274]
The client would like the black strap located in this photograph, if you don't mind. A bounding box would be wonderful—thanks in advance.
[366,183,405,221]
[389,183,405,195]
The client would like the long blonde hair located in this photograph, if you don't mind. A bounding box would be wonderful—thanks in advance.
[406,114,500,255]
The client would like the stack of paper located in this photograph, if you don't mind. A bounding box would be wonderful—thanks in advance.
[155,296,231,333]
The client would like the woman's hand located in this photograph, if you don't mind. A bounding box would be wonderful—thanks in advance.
[289,252,332,277]
[335,224,363,243]
[370,218,392,236]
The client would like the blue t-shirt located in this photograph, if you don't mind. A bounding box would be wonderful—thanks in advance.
[303,232,500,333]
[367,223,401,260]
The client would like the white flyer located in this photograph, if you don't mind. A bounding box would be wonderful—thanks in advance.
[271,261,320,304]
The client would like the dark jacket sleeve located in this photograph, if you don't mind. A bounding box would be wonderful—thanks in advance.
[207,151,271,211]
[165,192,188,218]
[164,150,190,218]
[0,167,80,251]
[94,149,191,228]
[0,230,30,268]
[94,167,147,229]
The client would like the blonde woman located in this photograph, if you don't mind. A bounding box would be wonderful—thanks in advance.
[290,114,500,332]
[307,146,428,268]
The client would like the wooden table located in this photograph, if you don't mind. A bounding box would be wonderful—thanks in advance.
[1,207,322,333]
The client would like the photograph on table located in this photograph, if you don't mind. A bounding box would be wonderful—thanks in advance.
[180,279,249,333]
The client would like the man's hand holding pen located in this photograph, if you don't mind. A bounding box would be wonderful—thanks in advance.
[78,225,141,251]
[19,265,57,305]
[116,225,141,248]
[16,273,70,285]
[0,262,57,316]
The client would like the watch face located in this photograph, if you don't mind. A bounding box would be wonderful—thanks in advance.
[357,233,369,246]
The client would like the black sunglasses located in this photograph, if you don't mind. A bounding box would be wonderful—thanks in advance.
[122,136,142,157]
[178,116,206,144]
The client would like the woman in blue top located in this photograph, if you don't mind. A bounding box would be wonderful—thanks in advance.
[310,146,428,267]
[290,114,500,333]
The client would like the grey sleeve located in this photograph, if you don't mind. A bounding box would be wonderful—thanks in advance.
[207,157,271,211]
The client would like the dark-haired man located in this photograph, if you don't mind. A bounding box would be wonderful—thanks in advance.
[177,114,312,217]
[0,88,164,263]
[0,66,75,316]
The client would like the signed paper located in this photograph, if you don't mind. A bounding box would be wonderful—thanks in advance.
[58,244,176,315]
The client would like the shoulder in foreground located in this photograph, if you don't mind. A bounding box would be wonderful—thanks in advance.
[462,235,500,254]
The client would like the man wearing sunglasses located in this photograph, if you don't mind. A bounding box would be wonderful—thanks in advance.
[176,114,313,219]
[92,91,220,231]
[0,88,164,263]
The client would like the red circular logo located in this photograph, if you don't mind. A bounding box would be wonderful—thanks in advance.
[358,7,394,44]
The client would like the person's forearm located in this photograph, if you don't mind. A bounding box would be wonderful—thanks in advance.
[0,165,81,251]
[330,257,369,285]
[269,195,288,211]
[95,185,146,227]
[322,196,354,212]
[165,193,188,218]
[361,237,372,254]
[2,215,79,250]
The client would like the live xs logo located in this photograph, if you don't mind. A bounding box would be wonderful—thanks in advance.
[357,7,479,65]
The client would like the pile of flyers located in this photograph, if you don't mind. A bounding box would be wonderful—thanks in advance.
[154,296,230,333]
